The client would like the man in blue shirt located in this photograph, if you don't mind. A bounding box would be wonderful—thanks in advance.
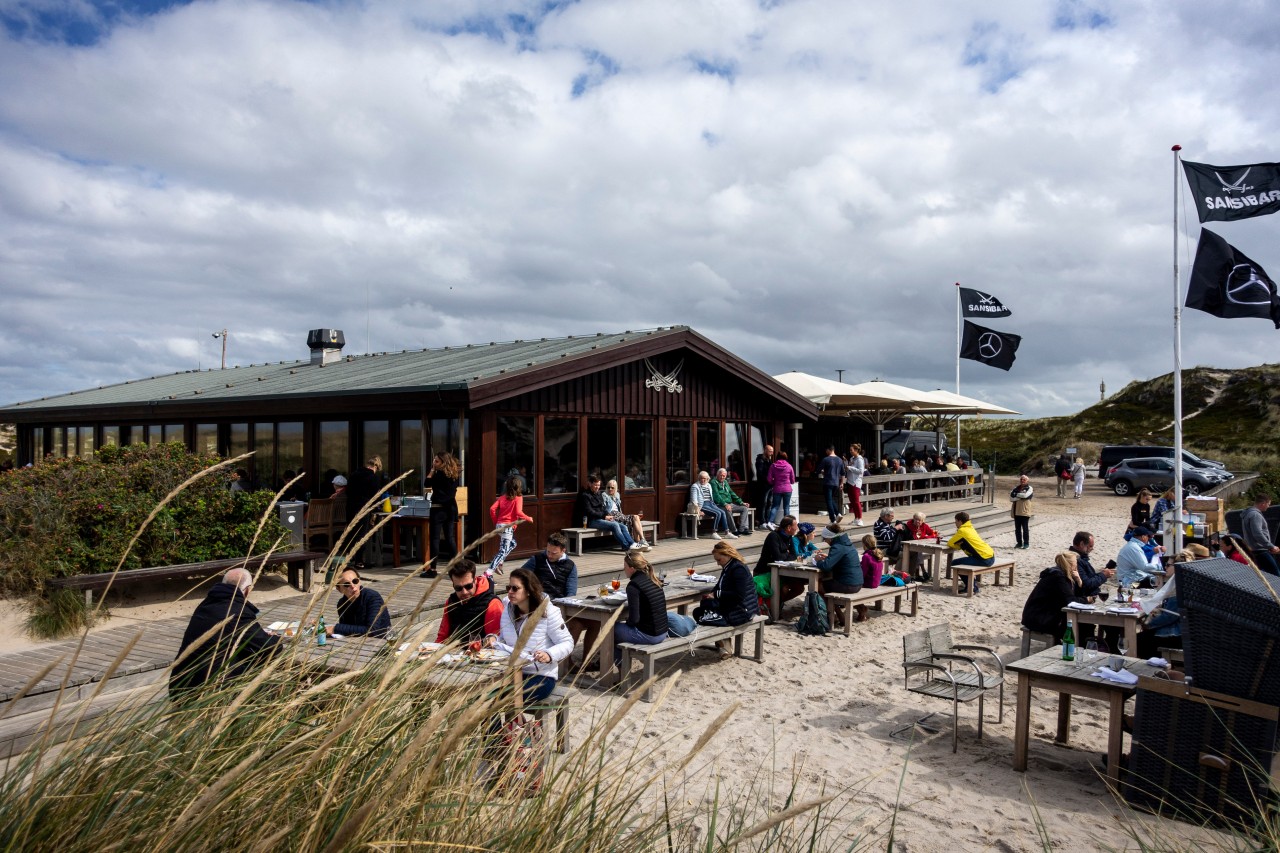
[816,446,845,523]
[1115,527,1157,588]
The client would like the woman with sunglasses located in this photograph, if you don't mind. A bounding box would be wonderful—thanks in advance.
[325,568,391,639]
[435,559,503,643]
[485,568,574,703]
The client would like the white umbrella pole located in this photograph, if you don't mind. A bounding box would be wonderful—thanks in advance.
[1172,145,1185,555]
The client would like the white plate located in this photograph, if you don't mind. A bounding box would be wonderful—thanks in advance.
[604,592,627,602]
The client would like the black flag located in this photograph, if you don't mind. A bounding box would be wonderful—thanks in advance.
[960,321,1020,371]
[958,287,1012,318]
[1185,228,1280,328]
[1182,160,1280,223]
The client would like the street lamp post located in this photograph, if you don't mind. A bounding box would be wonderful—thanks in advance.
[212,329,228,369]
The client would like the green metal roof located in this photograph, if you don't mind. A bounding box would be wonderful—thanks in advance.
[2,328,683,413]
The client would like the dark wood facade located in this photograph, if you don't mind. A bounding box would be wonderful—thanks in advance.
[7,328,817,561]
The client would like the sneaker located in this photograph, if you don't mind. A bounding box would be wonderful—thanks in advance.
[629,542,643,550]
[855,518,865,526]
[711,532,723,540]
[419,568,438,579]
[835,514,844,523]
[726,531,738,539]
[641,543,652,552]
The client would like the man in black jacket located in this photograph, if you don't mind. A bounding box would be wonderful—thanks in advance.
[574,475,637,550]
[520,533,578,598]
[323,568,391,638]
[170,568,281,697]
[1068,531,1115,600]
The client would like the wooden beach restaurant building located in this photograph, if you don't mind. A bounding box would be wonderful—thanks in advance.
[2,326,817,560]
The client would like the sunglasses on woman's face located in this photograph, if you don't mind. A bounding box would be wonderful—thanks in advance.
[507,585,524,594]
[453,582,474,592]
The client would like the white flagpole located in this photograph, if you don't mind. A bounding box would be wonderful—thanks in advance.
[1172,145,1184,556]
[955,283,962,454]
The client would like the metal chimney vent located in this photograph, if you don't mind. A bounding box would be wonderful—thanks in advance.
[307,329,346,366]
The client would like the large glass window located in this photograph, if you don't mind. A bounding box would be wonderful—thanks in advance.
[748,423,768,480]
[101,426,119,449]
[496,416,535,496]
[254,423,275,487]
[318,421,350,495]
[586,418,618,486]
[277,422,304,490]
[78,426,95,459]
[666,421,691,486]
[195,424,218,456]
[163,424,184,444]
[624,421,653,489]
[542,417,579,495]
[696,422,721,479]
[361,420,389,474]
[229,423,249,464]
[725,423,747,482]
[399,419,424,495]
[31,427,44,461]
[50,427,65,458]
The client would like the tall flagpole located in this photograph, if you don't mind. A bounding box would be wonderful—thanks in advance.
[1172,145,1184,556]
[955,282,962,454]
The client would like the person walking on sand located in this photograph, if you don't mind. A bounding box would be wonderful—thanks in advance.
[1009,474,1034,550]
[1070,456,1087,499]
[1054,453,1071,499]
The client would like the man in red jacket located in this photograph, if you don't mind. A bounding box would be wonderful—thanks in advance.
[436,560,503,643]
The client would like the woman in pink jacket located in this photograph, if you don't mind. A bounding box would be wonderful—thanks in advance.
[488,475,533,575]
[765,451,796,529]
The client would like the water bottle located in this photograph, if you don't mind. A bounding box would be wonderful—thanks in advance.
[316,616,327,646]
[1060,623,1075,661]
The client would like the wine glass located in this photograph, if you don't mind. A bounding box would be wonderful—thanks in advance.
[1117,636,1129,661]
[687,566,696,577]
[611,578,621,591]
[1084,639,1099,664]
[1097,589,1110,604]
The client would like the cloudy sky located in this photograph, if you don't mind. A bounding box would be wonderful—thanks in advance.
[2,0,1278,417]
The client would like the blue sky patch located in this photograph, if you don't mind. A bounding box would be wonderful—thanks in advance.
[2,0,190,46]
[1052,0,1112,31]
[571,49,619,98]
[690,55,737,82]
[962,21,1025,93]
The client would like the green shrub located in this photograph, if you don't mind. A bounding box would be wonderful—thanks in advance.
[0,443,289,597]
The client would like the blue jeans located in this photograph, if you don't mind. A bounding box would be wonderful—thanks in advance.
[1255,549,1280,577]
[520,673,557,705]
[824,485,841,522]
[588,518,634,548]
[615,623,667,663]
[952,555,995,589]
[699,501,730,532]
[769,491,790,524]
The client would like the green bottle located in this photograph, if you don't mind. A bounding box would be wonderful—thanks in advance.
[316,616,327,646]
[1061,623,1075,661]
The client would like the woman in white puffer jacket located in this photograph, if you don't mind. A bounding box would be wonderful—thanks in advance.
[486,567,575,704]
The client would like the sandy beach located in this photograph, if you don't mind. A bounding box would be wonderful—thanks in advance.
[0,477,1248,849]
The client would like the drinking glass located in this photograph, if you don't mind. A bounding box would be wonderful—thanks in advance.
[1117,637,1129,660]
[1084,640,1099,664]
[611,578,621,591]
[1097,590,1110,604]
[687,566,696,577]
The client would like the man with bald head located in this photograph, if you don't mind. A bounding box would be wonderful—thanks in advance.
[170,567,282,697]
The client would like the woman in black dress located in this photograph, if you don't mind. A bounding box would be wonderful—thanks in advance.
[425,452,461,578]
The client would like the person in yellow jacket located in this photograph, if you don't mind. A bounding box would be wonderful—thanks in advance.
[947,511,995,594]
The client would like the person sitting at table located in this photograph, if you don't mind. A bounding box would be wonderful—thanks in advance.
[860,534,885,590]
[603,479,652,550]
[521,532,578,599]
[711,468,753,535]
[753,515,803,606]
[947,511,996,594]
[170,567,281,698]
[1067,531,1115,601]
[1116,526,1159,589]
[904,512,939,581]
[689,470,735,540]
[694,541,759,627]
[1129,488,1152,532]
[324,568,391,639]
[1220,533,1256,568]
[1020,551,1083,644]
[615,551,669,664]
[436,559,504,643]
[873,508,906,564]
[818,524,864,626]
[485,568,575,704]
[792,522,819,563]
[1138,558,1183,659]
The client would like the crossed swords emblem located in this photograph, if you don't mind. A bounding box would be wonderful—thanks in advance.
[644,358,684,393]
[1215,167,1254,194]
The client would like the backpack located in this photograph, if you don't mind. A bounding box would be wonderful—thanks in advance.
[796,591,830,636]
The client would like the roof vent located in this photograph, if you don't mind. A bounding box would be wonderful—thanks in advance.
[307,329,346,366]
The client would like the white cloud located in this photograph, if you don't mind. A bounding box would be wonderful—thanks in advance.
[0,0,1277,417]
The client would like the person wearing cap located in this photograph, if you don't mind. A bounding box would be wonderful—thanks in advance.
[1116,526,1158,588]
[792,522,820,563]
[817,524,864,626]
[330,474,348,496]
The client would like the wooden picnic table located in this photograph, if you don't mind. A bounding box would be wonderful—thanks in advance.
[554,576,717,686]
[900,540,950,580]
[1062,605,1144,656]
[1007,645,1165,786]
[767,561,822,622]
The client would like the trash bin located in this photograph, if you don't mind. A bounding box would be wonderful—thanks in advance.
[278,500,305,546]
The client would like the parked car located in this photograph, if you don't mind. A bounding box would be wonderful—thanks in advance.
[1104,457,1223,497]
[1096,444,1229,479]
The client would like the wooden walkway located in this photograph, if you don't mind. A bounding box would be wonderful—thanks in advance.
[0,494,1006,716]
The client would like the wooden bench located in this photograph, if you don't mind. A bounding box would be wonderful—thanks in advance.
[45,549,327,605]
[678,506,754,539]
[1018,627,1055,659]
[618,614,767,702]
[951,560,1016,598]
[825,583,920,636]
[527,683,573,753]
[561,521,660,557]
